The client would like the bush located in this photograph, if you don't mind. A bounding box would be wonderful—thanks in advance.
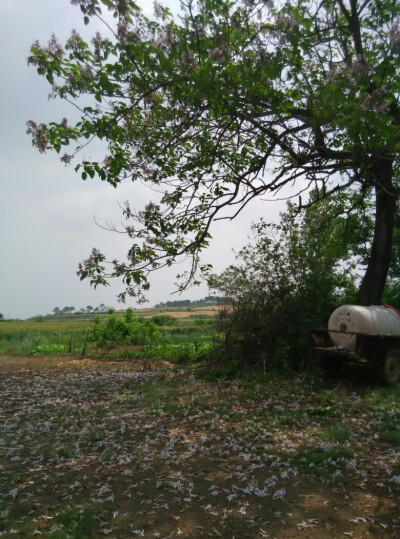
[89,308,165,355]
[211,199,358,370]
[149,314,179,326]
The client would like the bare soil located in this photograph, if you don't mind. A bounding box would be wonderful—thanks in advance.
[0,354,399,538]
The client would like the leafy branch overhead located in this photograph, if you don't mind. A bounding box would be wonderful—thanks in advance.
[27,0,400,303]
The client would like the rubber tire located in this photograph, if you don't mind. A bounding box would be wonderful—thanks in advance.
[379,349,400,386]
[320,354,343,378]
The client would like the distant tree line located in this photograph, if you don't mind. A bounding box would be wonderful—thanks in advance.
[52,304,110,315]
[154,296,230,309]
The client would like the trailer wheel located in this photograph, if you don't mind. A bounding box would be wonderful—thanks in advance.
[379,349,400,386]
[320,354,343,378]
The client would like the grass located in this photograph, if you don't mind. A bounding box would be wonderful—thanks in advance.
[320,425,351,443]
[286,446,354,484]
[0,329,90,355]
[0,320,92,335]
[0,501,102,538]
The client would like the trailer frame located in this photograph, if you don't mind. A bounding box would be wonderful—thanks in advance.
[310,328,400,385]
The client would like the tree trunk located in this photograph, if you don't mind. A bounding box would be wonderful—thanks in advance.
[356,160,397,306]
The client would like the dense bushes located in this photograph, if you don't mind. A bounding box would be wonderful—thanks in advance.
[149,314,179,326]
[90,308,165,355]
[211,200,359,370]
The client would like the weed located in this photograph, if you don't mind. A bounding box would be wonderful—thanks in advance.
[89,381,107,394]
[320,425,351,443]
[162,403,187,417]
[287,446,354,483]
[33,343,66,354]
[380,430,400,444]
[305,407,339,418]
[320,390,335,407]
[52,504,100,538]
[195,360,241,381]
[379,413,400,445]
[361,386,400,413]
[139,377,167,401]
[272,410,304,427]
[87,428,107,444]
[55,443,75,458]
[96,406,110,417]
[156,480,176,489]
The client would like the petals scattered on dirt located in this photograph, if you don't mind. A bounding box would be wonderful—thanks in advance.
[0,355,399,537]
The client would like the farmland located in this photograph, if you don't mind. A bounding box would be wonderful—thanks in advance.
[0,306,220,360]
[0,309,400,537]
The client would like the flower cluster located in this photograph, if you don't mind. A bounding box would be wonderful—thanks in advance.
[389,21,400,50]
[26,121,50,154]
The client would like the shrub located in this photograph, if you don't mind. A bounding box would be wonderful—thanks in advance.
[149,314,179,326]
[89,308,165,355]
[210,199,358,370]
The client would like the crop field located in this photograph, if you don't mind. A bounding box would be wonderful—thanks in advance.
[18,306,221,325]
[0,307,219,359]
[1,354,400,538]
[0,320,92,336]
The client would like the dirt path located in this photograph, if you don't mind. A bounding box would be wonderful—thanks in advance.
[0,355,399,537]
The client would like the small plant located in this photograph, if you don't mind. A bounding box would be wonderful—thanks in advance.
[150,314,179,326]
[287,446,354,484]
[320,390,335,407]
[54,504,100,537]
[379,413,400,445]
[34,343,65,354]
[380,430,400,445]
[15,332,44,355]
[321,425,351,443]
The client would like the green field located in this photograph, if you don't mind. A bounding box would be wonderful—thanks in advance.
[0,320,92,336]
[0,306,221,362]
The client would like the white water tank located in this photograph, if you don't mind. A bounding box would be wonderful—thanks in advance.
[328,305,400,352]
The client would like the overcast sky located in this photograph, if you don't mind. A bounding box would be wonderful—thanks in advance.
[0,0,285,319]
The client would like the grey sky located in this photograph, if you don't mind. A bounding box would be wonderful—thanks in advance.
[0,0,284,319]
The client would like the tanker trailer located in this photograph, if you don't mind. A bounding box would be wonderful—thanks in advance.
[311,305,400,385]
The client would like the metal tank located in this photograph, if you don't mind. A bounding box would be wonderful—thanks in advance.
[328,305,400,352]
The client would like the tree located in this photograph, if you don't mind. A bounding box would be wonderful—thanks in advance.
[28,0,400,304]
[60,306,75,314]
[0,313,4,321]
[52,307,60,315]
[382,213,400,307]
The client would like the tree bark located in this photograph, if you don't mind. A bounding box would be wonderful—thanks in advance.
[356,159,397,306]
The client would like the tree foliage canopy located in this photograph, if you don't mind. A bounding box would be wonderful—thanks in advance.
[28,0,400,302]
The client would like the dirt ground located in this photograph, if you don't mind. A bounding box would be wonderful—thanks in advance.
[0,354,399,537]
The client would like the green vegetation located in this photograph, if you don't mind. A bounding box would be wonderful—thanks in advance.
[0,305,221,362]
[287,446,354,484]
[149,314,179,326]
[154,296,229,308]
[211,199,358,370]
[0,328,90,356]
[89,308,165,355]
